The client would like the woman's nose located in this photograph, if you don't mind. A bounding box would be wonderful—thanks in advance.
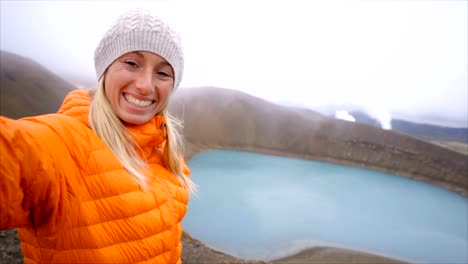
[134,71,153,95]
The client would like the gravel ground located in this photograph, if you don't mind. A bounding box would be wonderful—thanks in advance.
[0,229,22,264]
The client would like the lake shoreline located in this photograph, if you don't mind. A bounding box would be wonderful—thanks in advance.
[180,140,467,264]
[181,231,410,264]
[184,141,468,196]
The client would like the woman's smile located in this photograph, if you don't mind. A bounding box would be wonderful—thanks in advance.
[123,92,155,108]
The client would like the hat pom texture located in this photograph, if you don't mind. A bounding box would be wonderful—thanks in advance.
[94,9,184,89]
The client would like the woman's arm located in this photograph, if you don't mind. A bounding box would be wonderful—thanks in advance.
[0,116,72,231]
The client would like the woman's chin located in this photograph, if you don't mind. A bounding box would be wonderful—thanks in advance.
[117,103,158,125]
[118,112,154,125]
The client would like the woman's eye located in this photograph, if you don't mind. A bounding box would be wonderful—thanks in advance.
[124,61,138,67]
[157,71,171,78]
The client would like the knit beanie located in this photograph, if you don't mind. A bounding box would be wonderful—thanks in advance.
[94,9,184,89]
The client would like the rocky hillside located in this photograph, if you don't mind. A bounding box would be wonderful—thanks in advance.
[0,50,74,118]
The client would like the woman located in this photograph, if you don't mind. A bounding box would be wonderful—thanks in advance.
[0,8,196,263]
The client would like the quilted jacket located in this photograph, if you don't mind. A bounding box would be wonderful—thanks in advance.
[0,90,190,263]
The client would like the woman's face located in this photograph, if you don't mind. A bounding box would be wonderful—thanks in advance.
[104,51,174,125]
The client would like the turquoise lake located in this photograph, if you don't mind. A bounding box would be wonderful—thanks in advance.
[183,150,468,263]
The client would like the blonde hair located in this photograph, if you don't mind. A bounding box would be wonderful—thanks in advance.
[89,77,196,193]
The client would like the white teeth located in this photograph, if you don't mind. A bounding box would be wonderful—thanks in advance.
[124,94,153,107]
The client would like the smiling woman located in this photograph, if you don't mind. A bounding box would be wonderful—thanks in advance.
[0,8,195,264]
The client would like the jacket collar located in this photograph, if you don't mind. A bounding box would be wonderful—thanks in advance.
[58,89,167,148]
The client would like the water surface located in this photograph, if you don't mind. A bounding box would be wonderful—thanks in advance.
[183,150,468,263]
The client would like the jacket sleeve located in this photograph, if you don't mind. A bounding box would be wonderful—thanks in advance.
[0,116,73,231]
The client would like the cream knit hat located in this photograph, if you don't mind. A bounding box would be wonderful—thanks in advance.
[94,9,184,89]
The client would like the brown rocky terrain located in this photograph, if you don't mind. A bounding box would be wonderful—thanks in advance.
[1,50,466,263]
[0,50,74,118]
[180,232,408,264]
[432,140,468,155]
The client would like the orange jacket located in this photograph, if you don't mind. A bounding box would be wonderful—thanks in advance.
[0,90,190,263]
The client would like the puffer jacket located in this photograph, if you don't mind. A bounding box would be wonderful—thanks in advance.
[0,90,190,263]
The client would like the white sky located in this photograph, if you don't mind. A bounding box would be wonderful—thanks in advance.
[1,0,467,127]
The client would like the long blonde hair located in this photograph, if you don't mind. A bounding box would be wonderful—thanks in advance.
[89,77,196,193]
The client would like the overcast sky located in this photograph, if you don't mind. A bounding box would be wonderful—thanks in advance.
[1,0,467,127]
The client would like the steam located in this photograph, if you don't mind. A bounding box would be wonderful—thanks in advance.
[335,108,393,130]
[335,110,356,122]
[365,107,392,130]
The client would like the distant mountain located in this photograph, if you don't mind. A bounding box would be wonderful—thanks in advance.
[347,110,468,144]
[391,119,468,144]
[0,50,74,118]
[348,110,381,128]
